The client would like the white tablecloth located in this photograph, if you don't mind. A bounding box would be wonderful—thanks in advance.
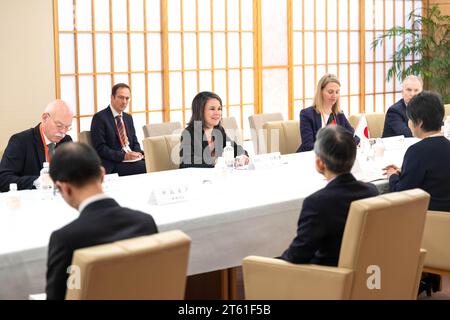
[0,137,417,299]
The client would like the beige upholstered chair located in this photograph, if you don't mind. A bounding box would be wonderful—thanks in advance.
[348,114,360,129]
[79,131,92,146]
[0,150,3,160]
[347,113,385,138]
[243,189,429,300]
[248,113,283,154]
[221,116,243,145]
[421,211,450,282]
[365,113,386,138]
[142,122,182,138]
[143,134,181,172]
[65,230,191,300]
[444,104,450,117]
[263,120,301,155]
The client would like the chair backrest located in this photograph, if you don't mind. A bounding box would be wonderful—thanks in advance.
[338,189,429,299]
[65,230,191,300]
[79,131,92,147]
[221,116,243,145]
[347,113,385,139]
[143,134,181,172]
[248,113,283,154]
[142,122,182,138]
[365,113,386,138]
[348,114,361,129]
[445,104,450,118]
[263,120,301,155]
[422,211,450,273]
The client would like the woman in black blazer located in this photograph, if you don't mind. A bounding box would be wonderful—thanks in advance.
[179,91,248,168]
[297,74,357,152]
[384,91,450,212]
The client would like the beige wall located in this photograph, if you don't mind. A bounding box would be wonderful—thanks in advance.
[0,0,55,151]
[429,0,450,15]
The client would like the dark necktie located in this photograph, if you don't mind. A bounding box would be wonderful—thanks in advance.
[47,143,55,160]
[115,115,128,147]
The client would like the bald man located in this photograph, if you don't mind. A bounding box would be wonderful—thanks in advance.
[0,100,73,192]
[382,75,423,138]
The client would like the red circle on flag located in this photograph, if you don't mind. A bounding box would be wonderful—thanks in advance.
[364,127,369,139]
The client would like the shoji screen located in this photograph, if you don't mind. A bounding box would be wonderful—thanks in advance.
[364,0,422,113]
[166,0,255,137]
[55,0,256,141]
[290,0,361,118]
[289,0,422,117]
[55,0,164,143]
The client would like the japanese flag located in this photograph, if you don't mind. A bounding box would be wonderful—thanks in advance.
[354,114,370,141]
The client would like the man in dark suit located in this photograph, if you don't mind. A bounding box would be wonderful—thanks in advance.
[281,126,378,266]
[46,143,158,300]
[90,83,146,176]
[382,75,423,138]
[0,100,73,192]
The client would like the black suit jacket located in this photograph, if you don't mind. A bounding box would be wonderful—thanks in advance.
[0,124,72,192]
[179,125,247,168]
[90,106,143,173]
[46,198,158,300]
[297,106,359,152]
[389,136,450,211]
[281,173,378,266]
[382,99,413,138]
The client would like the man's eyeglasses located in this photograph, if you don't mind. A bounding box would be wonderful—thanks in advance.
[47,113,72,131]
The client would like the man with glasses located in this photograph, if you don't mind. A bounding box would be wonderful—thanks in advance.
[90,83,146,176]
[0,100,73,192]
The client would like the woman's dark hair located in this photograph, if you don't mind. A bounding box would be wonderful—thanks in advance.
[406,91,444,132]
[187,91,223,128]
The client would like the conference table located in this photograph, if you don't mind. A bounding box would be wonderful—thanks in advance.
[0,137,417,299]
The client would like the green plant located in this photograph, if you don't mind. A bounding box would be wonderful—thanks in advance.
[372,5,450,103]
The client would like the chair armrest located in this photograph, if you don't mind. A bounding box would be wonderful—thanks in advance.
[242,256,353,300]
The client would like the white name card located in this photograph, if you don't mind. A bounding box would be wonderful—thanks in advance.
[250,152,283,170]
[381,135,405,150]
[102,173,120,192]
[149,184,190,205]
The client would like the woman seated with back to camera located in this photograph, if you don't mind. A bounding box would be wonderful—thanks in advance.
[384,91,450,212]
[179,91,249,169]
[297,74,359,152]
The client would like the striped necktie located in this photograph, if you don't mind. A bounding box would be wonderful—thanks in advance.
[115,115,129,147]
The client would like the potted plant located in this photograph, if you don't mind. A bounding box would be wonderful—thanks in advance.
[372,5,450,103]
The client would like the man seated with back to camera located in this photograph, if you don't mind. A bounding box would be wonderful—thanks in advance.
[281,125,379,266]
[46,143,158,300]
